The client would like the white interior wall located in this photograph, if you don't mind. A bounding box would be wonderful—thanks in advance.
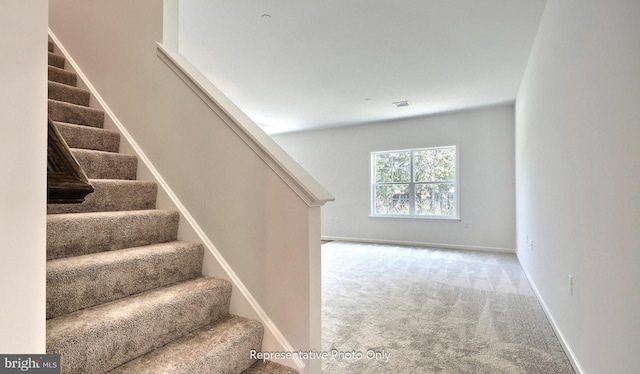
[516,1,640,373]
[275,104,516,251]
[0,0,47,353]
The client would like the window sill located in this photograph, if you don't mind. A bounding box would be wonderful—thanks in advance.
[368,215,461,222]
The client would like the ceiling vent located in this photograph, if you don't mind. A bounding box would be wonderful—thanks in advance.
[392,100,409,107]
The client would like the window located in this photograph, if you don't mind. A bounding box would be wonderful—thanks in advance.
[371,146,458,219]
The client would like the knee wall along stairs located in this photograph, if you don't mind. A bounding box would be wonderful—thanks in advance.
[46,39,297,374]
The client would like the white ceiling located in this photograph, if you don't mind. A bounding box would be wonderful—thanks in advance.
[178,0,547,134]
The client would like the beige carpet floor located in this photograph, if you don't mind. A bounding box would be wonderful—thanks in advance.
[321,241,575,374]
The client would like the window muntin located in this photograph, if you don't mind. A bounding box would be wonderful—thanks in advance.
[372,146,458,218]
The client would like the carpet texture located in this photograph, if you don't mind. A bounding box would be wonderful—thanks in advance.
[47,278,232,373]
[111,316,263,374]
[54,122,120,152]
[322,241,575,374]
[242,360,300,374]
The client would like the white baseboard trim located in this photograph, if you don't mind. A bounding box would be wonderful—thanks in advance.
[322,236,515,254]
[48,30,305,372]
[516,251,585,374]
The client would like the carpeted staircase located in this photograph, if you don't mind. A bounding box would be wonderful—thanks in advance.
[46,40,298,374]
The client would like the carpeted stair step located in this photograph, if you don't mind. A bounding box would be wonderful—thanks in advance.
[48,81,90,106]
[47,209,179,260]
[48,99,104,128]
[47,241,204,319]
[48,65,77,86]
[54,122,120,152]
[48,52,65,69]
[71,148,137,180]
[48,40,54,53]
[242,361,299,374]
[47,277,232,374]
[47,179,157,214]
[109,315,263,374]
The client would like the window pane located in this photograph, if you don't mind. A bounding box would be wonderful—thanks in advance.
[374,184,410,215]
[415,183,456,216]
[374,151,411,183]
[414,147,456,182]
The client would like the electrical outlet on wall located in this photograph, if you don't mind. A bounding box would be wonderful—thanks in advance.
[529,240,533,251]
[334,217,340,224]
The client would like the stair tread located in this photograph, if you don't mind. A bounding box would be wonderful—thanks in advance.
[48,52,65,69]
[71,148,137,180]
[47,241,204,319]
[48,277,232,373]
[70,147,131,155]
[48,65,77,86]
[54,121,120,152]
[109,315,263,374]
[54,121,115,134]
[48,81,88,94]
[243,361,299,374]
[47,277,229,331]
[46,208,177,220]
[48,81,90,106]
[47,240,202,271]
[48,99,104,128]
[47,209,179,260]
[47,179,157,214]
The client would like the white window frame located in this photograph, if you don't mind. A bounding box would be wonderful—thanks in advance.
[370,145,460,220]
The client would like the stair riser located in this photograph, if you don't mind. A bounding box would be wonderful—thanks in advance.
[47,211,179,260]
[72,149,137,180]
[48,40,54,53]
[48,52,65,69]
[48,180,156,214]
[47,279,232,374]
[48,82,90,106]
[54,122,120,153]
[47,242,204,319]
[48,66,77,86]
[48,99,104,128]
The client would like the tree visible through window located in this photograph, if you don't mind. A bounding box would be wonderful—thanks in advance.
[372,146,458,218]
